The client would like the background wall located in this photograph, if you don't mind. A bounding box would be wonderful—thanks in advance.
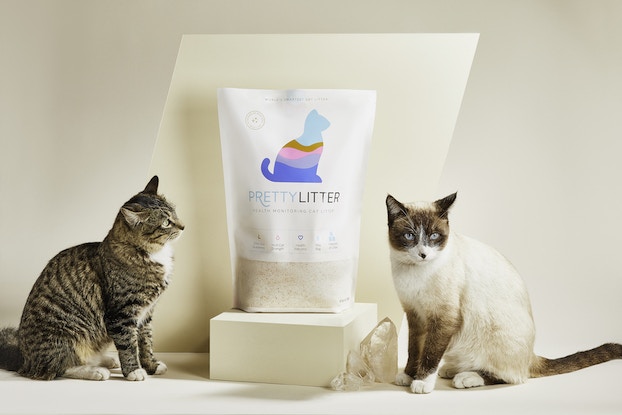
[1,1,620,355]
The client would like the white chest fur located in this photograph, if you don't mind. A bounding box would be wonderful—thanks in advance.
[390,236,458,312]
[150,243,174,280]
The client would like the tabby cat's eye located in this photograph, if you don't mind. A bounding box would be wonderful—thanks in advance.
[162,219,171,228]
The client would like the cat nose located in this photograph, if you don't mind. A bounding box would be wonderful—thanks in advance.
[419,252,427,259]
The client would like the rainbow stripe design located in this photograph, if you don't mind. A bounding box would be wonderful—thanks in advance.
[261,140,324,183]
[261,109,329,183]
[276,140,323,169]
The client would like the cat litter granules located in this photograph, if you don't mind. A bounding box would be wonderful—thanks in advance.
[218,88,376,312]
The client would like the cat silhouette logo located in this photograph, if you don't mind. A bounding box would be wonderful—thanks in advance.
[261,109,330,183]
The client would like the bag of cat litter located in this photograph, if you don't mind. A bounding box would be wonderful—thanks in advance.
[218,88,376,312]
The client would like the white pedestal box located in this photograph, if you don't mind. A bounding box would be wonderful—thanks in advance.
[209,303,378,387]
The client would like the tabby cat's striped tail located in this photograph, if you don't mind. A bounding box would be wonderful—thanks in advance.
[0,327,22,372]
[530,343,622,378]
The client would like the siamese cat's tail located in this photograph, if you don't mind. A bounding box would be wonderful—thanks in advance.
[530,342,622,378]
[0,327,22,372]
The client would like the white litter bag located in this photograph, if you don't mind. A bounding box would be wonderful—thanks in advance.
[218,88,376,312]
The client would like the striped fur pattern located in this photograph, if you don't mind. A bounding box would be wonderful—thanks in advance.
[0,176,184,381]
[386,193,621,393]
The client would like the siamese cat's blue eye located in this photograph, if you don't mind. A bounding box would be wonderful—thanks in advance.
[404,233,415,241]
[430,232,440,240]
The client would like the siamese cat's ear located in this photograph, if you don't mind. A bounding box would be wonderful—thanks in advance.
[386,195,406,225]
[435,192,457,218]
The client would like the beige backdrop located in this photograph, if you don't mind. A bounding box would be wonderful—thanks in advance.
[1,1,621,354]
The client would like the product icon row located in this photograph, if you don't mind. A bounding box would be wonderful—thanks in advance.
[249,229,339,253]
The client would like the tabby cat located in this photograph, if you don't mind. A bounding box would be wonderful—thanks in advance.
[386,192,621,393]
[0,176,183,381]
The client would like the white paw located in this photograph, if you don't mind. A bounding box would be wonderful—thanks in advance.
[126,368,148,381]
[153,361,167,375]
[411,380,431,394]
[91,366,111,381]
[395,372,413,386]
[453,371,485,389]
[64,365,110,381]
[410,373,437,394]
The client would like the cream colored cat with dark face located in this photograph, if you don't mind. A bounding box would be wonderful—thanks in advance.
[386,192,621,394]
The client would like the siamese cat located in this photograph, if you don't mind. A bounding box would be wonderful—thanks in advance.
[386,192,621,393]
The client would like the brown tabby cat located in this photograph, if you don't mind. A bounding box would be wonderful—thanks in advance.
[0,176,183,381]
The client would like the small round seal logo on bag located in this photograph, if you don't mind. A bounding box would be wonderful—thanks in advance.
[245,111,265,130]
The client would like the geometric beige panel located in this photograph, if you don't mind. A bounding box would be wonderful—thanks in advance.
[149,34,478,351]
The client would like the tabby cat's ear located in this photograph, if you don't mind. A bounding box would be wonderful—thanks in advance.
[143,175,159,195]
[434,192,457,219]
[121,204,150,227]
[386,195,406,225]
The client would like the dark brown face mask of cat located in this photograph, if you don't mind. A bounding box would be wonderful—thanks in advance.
[386,193,455,265]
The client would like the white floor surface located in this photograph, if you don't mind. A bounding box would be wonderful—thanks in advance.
[0,353,620,415]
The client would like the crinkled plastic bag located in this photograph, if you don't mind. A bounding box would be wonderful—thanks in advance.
[218,88,376,312]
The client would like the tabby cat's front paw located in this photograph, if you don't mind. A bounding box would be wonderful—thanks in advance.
[143,360,167,375]
[153,361,167,375]
[126,368,148,381]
